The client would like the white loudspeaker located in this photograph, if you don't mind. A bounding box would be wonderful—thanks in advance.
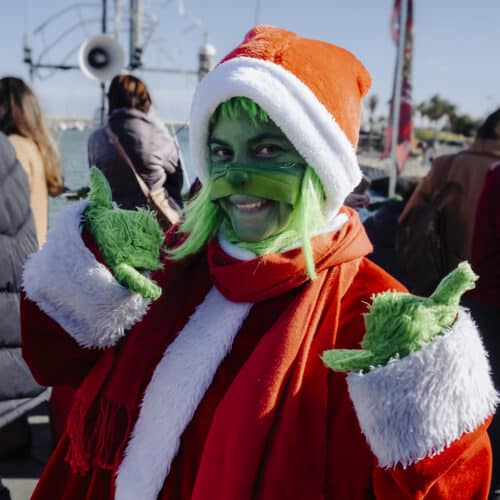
[78,34,125,82]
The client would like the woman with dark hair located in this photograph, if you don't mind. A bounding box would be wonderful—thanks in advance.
[107,74,152,113]
[0,77,64,246]
[88,74,184,210]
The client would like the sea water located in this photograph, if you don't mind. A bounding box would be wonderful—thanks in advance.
[49,126,192,225]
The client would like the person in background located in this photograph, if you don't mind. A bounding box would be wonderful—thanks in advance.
[363,176,419,286]
[400,107,500,275]
[21,26,495,499]
[0,132,50,500]
[88,74,184,210]
[0,77,64,247]
[464,163,500,498]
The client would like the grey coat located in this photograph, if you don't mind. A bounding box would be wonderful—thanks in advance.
[88,108,184,209]
[0,132,49,428]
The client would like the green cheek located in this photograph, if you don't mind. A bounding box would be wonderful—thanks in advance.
[210,162,305,205]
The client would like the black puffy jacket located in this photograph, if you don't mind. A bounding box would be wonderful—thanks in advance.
[0,132,48,428]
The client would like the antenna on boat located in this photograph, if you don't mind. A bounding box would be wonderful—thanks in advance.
[22,0,217,121]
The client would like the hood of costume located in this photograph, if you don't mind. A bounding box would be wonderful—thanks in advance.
[189,25,371,218]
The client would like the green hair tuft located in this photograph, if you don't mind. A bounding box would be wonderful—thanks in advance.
[209,96,270,132]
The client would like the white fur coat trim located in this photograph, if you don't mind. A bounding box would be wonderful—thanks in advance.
[115,286,252,500]
[189,56,362,218]
[347,308,498,469]
[22,201,150,349]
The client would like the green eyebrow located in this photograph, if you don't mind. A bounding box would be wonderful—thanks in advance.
[248,133,290,145]
[208,138,230,147]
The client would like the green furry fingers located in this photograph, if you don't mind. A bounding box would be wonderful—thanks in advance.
[322,262,478,373]
[84,167,165,300]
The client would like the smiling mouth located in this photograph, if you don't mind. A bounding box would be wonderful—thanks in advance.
[234,199,270,213]
[226,195,272,214]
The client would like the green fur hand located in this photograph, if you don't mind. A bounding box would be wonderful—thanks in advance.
[322,262,478,373]
[84,167,164,301]
[114,263,161,301]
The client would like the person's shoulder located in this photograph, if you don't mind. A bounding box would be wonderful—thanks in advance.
[111,108,157,140]
[111,108,149,128]
[6,134,42,178]
[88,126,105,142]
[7,133,38,156]
[430,153,457,171]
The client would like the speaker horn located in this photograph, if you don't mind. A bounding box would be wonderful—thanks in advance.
[78,34,125,82]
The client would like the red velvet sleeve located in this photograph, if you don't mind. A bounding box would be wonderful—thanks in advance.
[21,292,102,387]
[373,419,492,498]
[20,226,108,387]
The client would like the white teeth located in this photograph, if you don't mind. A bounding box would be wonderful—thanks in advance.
[234,199,267,210]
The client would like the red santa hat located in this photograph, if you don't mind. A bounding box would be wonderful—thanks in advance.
[189,25,372,217]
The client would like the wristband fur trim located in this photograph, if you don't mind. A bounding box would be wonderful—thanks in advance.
[347,308,498,468]
[22,201,150,349]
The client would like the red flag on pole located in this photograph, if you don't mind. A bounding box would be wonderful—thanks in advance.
[382,0,413,175]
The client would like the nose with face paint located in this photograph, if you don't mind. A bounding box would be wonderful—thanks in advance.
[210,162,306,206]
[226,169,249,188]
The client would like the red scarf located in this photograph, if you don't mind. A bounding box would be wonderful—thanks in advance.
[65,207,372,496]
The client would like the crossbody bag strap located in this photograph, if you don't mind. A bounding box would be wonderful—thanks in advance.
[104,124,152,199]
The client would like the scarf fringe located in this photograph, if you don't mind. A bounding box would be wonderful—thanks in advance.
[65,398,132,474]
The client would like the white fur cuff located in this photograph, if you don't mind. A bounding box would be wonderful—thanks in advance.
[347,308,498,468]
[22,201,150,349]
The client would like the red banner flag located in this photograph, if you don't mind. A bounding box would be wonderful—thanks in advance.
[382,0,413,174]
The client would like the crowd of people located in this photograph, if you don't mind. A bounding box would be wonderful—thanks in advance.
[0,24,499,500]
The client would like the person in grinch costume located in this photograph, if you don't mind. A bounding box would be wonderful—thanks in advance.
[21,26,497,499]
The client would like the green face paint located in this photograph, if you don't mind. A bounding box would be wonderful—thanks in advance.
[210,161,305,205]
[208,109,307,242]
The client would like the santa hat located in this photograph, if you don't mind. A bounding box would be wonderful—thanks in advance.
[189,25,372,217]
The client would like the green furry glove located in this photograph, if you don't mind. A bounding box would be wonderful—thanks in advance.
[84,167,165,300]
[322,262,477,373]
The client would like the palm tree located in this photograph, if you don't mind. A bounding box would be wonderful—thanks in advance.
[425,95,456,130]
[425,95,447,127]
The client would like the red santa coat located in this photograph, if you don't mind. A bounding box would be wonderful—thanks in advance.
[21,201,496,499]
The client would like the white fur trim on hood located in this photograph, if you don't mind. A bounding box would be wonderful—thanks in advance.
[22,201,150,349]
[347,308,498,469]
[114,286,253,500]
[189,57,362,218]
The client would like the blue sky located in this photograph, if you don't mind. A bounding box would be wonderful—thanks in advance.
[1,0,499,123]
